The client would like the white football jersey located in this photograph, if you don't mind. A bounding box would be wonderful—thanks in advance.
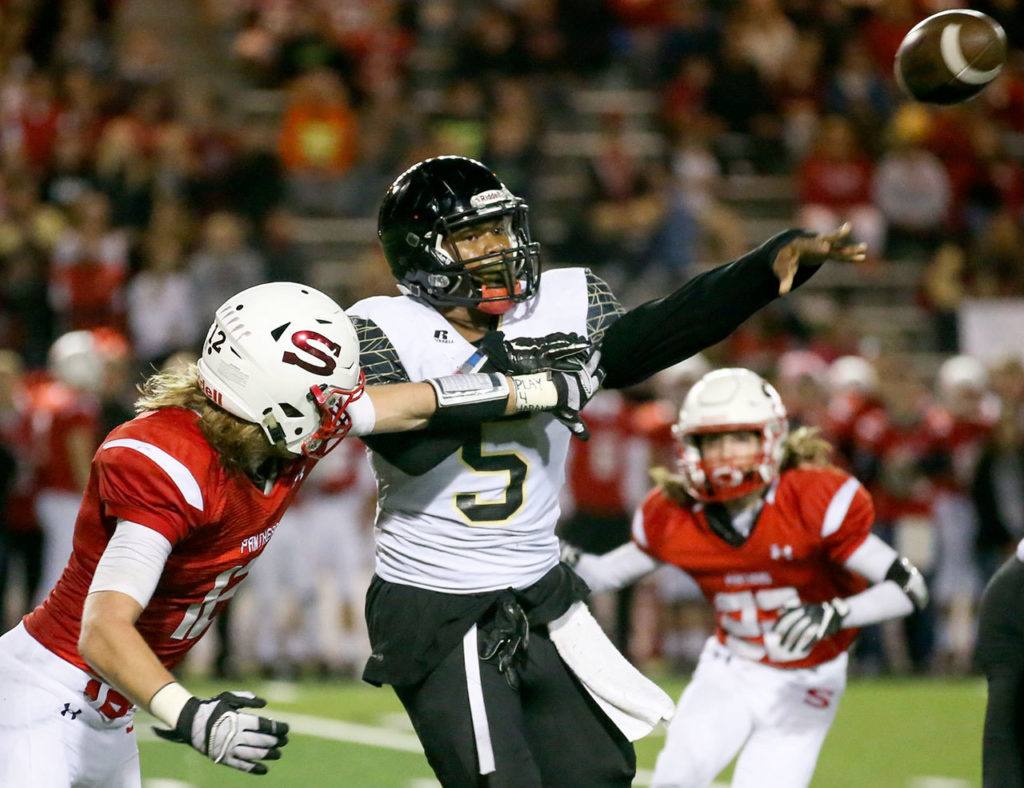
[349,268,623,592]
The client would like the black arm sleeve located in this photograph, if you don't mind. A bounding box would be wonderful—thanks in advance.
[599,229,816,389]
[363,428,476,477]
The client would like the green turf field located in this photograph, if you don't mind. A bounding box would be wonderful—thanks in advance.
[138,676,985,787]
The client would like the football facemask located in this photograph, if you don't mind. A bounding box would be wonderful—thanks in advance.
[673,369,789,503]
[425,207,538,315]
[677,425,785,502]
[302,372,366,458]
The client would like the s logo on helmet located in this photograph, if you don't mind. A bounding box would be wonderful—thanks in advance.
[282,330,341,375]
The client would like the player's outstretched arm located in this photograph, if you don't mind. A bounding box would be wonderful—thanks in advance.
[599,224,867,390]
[564,541,661,594]
[771,533,928,657]
[79,524,288,775]
[356,361,601,437]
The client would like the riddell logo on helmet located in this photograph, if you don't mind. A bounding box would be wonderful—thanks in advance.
[470,188,510,208]
[197,376,223,406]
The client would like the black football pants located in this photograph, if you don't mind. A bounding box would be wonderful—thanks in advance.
[394,625,635,787]
[977,554,1024,788]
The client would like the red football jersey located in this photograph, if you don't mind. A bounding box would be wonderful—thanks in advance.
[634,467,872,669]
[923,406,992,495]
[29,379,99,492]
[24,407,312,672]
[567,391,649,516]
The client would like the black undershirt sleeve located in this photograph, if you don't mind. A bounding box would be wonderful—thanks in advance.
[362,427,476,477]
[599,229,816,390]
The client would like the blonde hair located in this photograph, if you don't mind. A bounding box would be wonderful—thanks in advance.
[651,426,835,506]
[135,363,283,475]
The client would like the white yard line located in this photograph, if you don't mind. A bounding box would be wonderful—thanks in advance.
[277,709,425,753]
[138,709,943,788]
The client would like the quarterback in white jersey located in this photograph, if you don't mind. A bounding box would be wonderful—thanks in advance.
[348,156,867,787]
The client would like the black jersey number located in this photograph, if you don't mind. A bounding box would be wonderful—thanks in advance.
[455,437,528,523]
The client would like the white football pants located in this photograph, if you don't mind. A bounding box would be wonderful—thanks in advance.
[0,623,140,787]
[652,637,847,788]
[35,489,83,605]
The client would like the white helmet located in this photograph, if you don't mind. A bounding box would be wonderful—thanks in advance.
[49,330,104,394]
[196,282,364,458]
[827,355,877,395]
[937,355,988,401]
[674,368,788,502]
[777,350,828,385]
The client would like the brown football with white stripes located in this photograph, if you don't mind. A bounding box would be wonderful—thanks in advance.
[895,9,1007,105]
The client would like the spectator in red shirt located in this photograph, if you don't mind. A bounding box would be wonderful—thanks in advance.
[49,191,128,331]
[18,72,63,173]
[798,116,885,257]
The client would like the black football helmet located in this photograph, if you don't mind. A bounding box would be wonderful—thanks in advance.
[377,156,540,315]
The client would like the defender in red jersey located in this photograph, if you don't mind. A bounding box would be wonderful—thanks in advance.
[569,369,928,788]
[0,281,602,787]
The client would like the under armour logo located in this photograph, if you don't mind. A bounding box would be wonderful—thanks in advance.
[61,704,82,720]
[433,329,452,343]
[770,543,794,561]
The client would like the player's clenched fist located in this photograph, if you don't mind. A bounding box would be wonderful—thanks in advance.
[152,687,289,774]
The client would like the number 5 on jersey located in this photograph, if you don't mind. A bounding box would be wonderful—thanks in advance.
[455,431,529,524]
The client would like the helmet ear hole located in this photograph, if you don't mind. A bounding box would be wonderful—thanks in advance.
[279,402,303,418]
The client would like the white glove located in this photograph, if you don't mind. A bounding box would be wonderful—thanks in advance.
[771,597,850,659]
[153,690,289,774]
[559,539,582,567]
[510,350,604,440]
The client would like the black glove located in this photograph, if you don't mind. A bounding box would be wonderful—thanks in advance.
[772,597,849,657]
[153,691,289,774]
[479,331,594,374]
[479,594,530,690]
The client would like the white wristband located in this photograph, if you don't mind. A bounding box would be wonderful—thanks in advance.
[149,681,194,728]
[511,373,559,412]
[428,373,509,407]
[347,391,377,437]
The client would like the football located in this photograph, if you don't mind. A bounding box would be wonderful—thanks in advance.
[895,9,1007,104]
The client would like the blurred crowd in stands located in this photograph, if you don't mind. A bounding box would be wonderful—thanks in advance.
[3,0,1024,677]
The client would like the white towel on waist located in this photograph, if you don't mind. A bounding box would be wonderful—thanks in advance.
[547,601,674,741]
